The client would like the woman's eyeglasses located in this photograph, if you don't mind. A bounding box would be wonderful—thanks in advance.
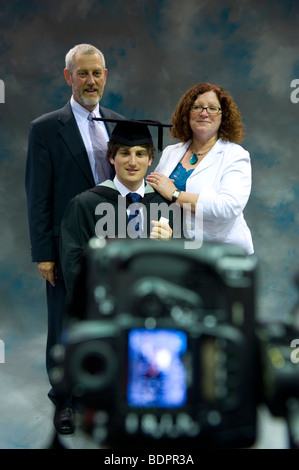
[190,105,222,115]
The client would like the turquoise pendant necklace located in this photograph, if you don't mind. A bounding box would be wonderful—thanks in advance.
[189,146,212,165]
[189,153,199,165]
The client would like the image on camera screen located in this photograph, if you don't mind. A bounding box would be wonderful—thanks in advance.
[127,328,187,408]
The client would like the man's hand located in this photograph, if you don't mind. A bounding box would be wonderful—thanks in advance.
[37,261,57,287]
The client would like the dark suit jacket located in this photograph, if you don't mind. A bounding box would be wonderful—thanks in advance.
[25,101,124,278]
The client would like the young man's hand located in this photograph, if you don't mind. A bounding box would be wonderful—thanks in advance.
[150,218,172,240]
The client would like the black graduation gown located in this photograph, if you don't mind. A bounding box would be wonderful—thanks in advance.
[60,181,183,299]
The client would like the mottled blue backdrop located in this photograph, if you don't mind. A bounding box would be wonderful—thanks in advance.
[1,0,299,416]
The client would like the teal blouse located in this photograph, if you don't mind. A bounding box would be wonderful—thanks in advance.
[169,163,194,191]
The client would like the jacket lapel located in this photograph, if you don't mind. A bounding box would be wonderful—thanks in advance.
[57,102,95,186]
[189,138,223,177]
[57,102,123,186]
[99,106,126,136]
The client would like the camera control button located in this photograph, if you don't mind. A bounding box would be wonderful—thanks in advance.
[125,413,139,434]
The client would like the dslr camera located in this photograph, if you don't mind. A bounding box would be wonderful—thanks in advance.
[50,238,299,448]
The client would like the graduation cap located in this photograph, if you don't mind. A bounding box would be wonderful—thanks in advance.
[93,118,172,151]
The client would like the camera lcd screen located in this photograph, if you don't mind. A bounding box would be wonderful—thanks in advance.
[127,328,187,408]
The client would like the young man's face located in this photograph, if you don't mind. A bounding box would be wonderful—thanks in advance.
[109,146,153,191]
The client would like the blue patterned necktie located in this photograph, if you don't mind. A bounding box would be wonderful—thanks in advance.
[128,192,142,236]
[88,112,113,183]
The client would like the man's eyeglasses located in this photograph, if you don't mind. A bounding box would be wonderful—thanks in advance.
[190,105,222,115]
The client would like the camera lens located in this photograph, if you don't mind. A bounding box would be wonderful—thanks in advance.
[82,352,107,376]
[70,340,117,394]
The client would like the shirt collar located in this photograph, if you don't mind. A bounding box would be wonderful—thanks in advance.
[70,96,100,123]
[113,176,145,198]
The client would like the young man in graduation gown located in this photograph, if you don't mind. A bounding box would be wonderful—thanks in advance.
[60,120,183,301]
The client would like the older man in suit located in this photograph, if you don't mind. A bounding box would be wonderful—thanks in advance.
[25,43,124,435]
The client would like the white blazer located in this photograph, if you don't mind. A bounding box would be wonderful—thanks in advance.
[155,138,254,254]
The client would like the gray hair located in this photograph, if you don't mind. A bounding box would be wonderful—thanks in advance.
[65,44,106,73]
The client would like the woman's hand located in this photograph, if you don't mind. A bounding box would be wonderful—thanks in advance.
[146,172,176,201]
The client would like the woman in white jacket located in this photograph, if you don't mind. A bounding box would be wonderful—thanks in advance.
[146,82,254,254]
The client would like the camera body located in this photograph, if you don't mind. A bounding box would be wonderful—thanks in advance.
[51,238,259,448]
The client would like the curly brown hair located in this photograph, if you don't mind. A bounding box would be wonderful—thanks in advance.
[170,83,245,143]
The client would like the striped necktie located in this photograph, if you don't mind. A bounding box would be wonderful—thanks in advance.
[88,112,113,183]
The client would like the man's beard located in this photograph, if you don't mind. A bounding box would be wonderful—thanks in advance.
[76,88,102,109]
